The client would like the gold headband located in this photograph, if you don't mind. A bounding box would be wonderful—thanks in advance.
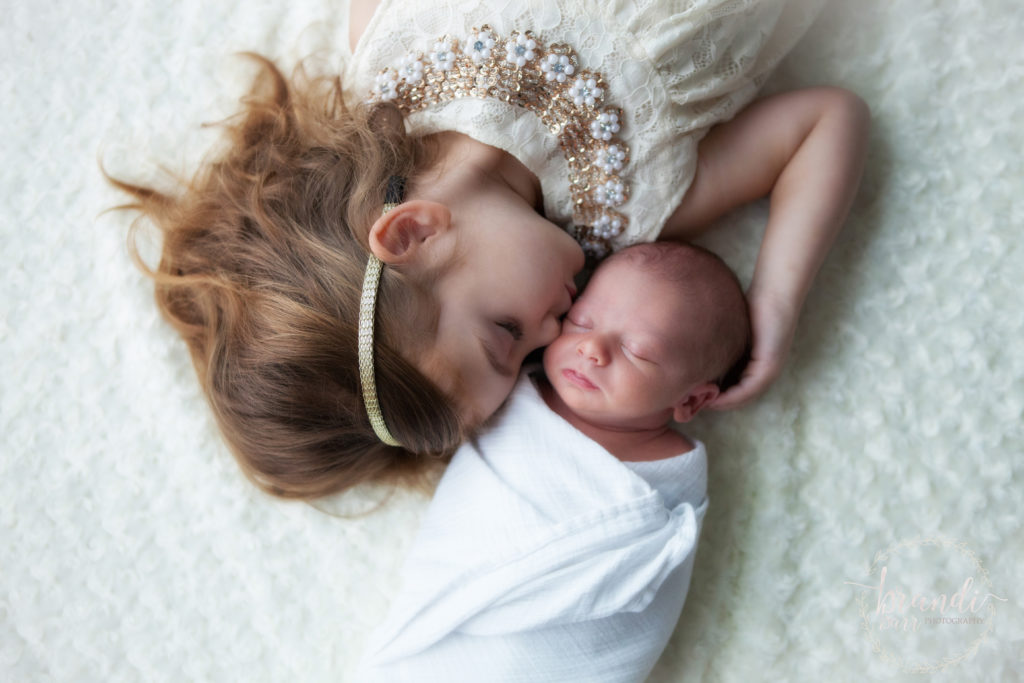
[358,177,406,447]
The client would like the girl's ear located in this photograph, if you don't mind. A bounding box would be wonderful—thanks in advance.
[368,200,452,264]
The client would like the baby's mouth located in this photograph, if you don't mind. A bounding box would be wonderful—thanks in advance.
[562,368,597,391]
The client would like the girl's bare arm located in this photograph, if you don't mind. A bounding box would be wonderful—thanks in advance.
[661,87,871,408]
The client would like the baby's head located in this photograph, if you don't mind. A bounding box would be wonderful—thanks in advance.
[543,242,750,430]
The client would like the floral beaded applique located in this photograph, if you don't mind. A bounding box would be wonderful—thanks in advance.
[367,26,631,258]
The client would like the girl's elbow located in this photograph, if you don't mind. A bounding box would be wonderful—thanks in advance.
[822,87,871,137]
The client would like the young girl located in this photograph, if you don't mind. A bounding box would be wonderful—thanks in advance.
[108,0,869,499]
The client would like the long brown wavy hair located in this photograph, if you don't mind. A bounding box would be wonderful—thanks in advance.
[103,53,468,499]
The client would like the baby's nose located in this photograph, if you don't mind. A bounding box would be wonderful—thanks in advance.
[577,335,608,366]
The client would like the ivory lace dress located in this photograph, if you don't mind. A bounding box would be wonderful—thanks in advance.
[342,0,824,257]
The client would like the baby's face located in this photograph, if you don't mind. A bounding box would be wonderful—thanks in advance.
[542,256,707,430]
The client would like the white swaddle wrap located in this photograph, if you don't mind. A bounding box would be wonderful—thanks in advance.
[357,373,709,682]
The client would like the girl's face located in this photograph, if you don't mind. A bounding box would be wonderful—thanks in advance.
[420,208,584,426]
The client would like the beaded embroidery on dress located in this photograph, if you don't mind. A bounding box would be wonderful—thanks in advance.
[367,26,631,258]
[346,0,826,255]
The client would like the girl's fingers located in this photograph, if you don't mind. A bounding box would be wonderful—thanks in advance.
[709,355,782,410]
[709,291,795,410]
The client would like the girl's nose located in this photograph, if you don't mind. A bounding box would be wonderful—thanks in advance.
[576,335,608,366]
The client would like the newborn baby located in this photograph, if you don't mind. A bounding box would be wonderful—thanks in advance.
[541,240,750,462]
[358,242,751,683]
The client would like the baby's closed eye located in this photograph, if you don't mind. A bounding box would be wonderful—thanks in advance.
[565,310,592,329]
[623,343,655,364]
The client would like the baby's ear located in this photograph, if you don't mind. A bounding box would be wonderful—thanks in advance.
[368,200,451,264]
[672,382,720,423]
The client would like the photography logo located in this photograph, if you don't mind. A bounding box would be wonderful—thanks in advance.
[844,536,1007,673]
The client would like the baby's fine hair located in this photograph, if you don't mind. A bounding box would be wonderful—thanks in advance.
[104,54,469,500]
[606,242,751,390]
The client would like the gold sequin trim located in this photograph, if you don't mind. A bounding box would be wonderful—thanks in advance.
[367,25,631,258]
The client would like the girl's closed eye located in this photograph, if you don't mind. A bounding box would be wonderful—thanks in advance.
[497,319,523,341]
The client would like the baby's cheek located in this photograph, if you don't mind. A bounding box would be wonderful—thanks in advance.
[618,370,653,405]
[541,341,561,374]
[545,333,570,358]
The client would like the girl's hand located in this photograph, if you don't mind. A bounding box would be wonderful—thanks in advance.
[710,289,797,410]
[661,88,870,409]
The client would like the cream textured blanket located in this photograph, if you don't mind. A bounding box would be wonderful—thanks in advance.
[2,1,1021,681]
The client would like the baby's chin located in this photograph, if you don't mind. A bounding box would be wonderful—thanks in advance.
[558,386,678,432]
[548,382,637,429]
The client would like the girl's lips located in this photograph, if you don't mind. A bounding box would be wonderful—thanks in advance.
[562,368,597,391]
